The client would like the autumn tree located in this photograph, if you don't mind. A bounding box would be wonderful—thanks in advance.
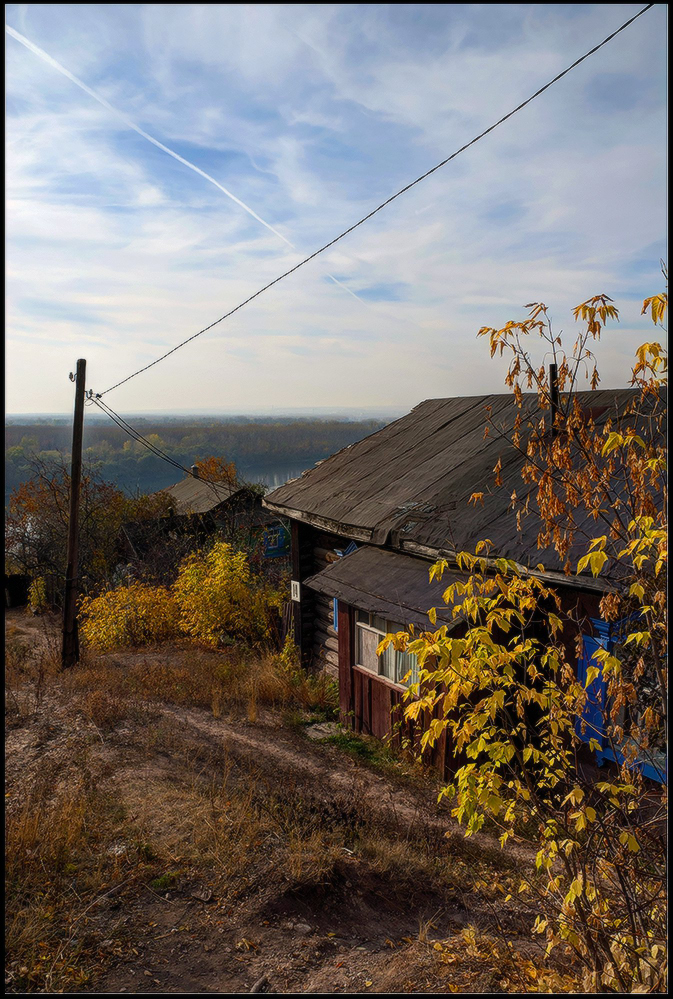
[5,453,172,604]
[383,280,667,992]
[193,455,238,485]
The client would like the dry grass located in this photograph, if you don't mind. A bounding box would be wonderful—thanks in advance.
[5,768,128,993]
[65,641,339,724]
[5,619,61,720]
[6,618,576,993]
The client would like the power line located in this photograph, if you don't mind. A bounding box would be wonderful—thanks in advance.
[92,397,192,474]
[92,396,242,513]
[95,3,654,398]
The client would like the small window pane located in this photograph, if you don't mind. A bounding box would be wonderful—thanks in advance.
[371,614,387,633]
[380,642,395,680]
[356,609,370,624]
[396,649,419,686]
[356,626,380,672]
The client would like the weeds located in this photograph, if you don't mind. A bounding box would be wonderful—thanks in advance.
[5,616,556,994]
[5,622,61,722]
[5,768,130,994]
[66,640,338,722]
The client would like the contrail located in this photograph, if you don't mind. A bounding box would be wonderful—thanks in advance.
[6,23,371,307]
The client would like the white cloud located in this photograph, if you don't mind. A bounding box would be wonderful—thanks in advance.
[4,3,667,415]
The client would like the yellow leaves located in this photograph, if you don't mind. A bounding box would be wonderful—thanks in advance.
[576,550,607,577]
[173,540,280,646]
[641,293,668,326]
[81,541,282,652]
[28,577,48,614]
[584,665,601,688]
[194,455,238,485]
[623,631,650,648]
[565,876,584,905]
[469,491,485,506]
[619,831,641,853]
[80,582,180,652]
[563,786,584,806]
[601,431,623,456]
[572,295,619,338]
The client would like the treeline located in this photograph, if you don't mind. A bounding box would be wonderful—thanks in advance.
[5,417,386,498]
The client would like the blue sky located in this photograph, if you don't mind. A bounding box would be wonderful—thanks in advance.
[5,3,667,414]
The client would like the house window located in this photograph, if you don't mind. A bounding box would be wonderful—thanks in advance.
[263,524,290,558]
[355,610,418,687]
[576,620,666,784]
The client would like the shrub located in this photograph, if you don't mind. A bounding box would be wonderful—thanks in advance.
[27,577,48,614]
[79,582,180,652]
[173,540,284,647]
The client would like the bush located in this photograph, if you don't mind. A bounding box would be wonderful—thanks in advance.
[172,540,284,647]
[27,577,48,614]
[79,582,180,652]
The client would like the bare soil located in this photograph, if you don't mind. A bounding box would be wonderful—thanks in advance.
[5,610,554,994]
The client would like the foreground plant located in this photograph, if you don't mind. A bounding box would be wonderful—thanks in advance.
[383,281,667,992]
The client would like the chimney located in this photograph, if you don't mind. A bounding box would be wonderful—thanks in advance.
[191,464,199,478]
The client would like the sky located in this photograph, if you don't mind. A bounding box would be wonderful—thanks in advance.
[5,3,668,415]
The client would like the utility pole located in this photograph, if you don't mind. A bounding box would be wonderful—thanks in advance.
[62,358,86,668]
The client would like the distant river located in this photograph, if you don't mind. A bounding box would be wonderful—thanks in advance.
[4,457,317,507]
[237,459,314,490]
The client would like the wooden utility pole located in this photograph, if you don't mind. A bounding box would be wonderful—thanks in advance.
[62,358,86,668]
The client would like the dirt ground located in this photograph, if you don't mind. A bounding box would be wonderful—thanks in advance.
[5,609,564,994]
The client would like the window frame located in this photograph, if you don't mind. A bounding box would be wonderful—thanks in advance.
[354,611,418,688]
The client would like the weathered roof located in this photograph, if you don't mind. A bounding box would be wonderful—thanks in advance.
[304,545,461,631]
[264,389,643,573]
[155,475,242,516]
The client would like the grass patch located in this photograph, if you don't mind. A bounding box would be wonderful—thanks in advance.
[149,871,180,892]
[5,765,132,993]
[324,731,386,762]
[322,729,434,789]
[66,642,339,724]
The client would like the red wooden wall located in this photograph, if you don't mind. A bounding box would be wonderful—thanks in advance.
[337,601,453,777]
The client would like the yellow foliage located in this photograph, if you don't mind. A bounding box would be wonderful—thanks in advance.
[173,540,284,647]
[27,576,48,614]
[397,283,668,994]
[79,582,180,652]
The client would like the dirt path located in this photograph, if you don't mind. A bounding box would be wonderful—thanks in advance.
[5,614,540,993]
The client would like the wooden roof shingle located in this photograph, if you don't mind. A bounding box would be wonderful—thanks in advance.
[264,389,646,572]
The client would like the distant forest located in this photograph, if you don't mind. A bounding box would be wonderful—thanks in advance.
[5,417,387,501]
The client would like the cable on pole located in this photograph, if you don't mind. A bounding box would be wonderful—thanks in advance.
[91,397,241,506]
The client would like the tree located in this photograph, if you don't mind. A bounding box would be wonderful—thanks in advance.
[193,455,238,485]
[5,453,172,604]
[172,540,285,647]
[382,280,667,992]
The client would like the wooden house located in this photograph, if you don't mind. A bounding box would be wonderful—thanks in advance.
[263,389,664,779]
[118,470,289,576]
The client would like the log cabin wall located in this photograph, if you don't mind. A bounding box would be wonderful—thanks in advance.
[292,521,353,674]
